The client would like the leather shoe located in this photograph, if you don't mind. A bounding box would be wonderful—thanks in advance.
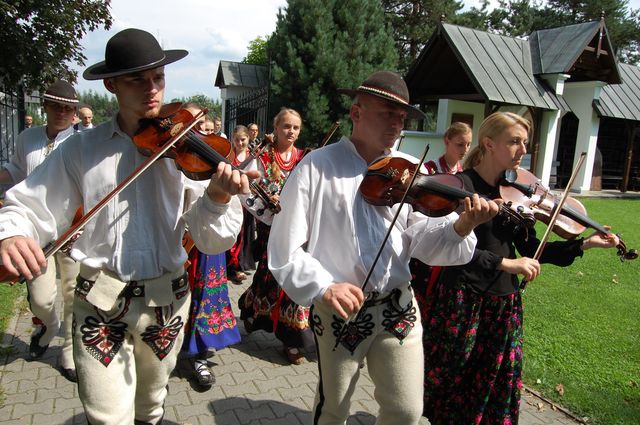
[194,359,215,387]
[28,325,49,360]
[60,367,78,383]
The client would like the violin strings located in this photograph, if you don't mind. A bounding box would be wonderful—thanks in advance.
[182,131,276,211]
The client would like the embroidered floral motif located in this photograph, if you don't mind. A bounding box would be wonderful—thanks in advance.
[331,310,375,354]
[382,300,417,343]
[141,309,184,360]
[80,316,127,367]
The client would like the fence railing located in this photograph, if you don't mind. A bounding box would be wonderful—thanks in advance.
[224,86,269,137]
[0,87,23,166]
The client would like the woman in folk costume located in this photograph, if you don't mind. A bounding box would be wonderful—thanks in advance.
[181,105,240,388]
[411,122,473,322]
[422,112,619,424]
[238,108,313,365]
[226,125,257,283]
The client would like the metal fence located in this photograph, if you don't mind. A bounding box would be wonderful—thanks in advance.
[224,86,269,137]
[0,86,23,167]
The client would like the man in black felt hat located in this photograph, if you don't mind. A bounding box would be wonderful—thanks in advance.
[0,79,81,383]
[267,70,498,424]
[0,28,258,424]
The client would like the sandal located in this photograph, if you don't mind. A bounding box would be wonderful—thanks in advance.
[284,346,305,365]
[193,359,215,387]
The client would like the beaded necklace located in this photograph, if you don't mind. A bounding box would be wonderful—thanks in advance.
[272,146,298,171]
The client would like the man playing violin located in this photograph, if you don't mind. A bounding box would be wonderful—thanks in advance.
[267,71,499,425]
[0,28,257,425]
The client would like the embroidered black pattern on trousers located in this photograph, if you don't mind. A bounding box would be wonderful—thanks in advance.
[141,307,184,360]
[331,309,374,354]
[382,300,417,343]
[80,315,127,367]
[309,307,324,337]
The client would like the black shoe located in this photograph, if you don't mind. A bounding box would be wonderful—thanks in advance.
[60,367,78,383]
[194,360,215,387]
[28,325,49,360]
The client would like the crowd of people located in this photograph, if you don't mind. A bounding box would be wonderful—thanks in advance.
[0,27,622,425]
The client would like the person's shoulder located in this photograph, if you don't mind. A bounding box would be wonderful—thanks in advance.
[18,125,45,140]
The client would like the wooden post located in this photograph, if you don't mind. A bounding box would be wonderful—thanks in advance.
[621,121,637,193]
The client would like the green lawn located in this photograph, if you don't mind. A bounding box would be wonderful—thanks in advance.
[523,198,640,424]
[0,283,25,337]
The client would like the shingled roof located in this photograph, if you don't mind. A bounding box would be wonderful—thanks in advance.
[595,63,640,121]
[405,23,568,111]
[214,61,268,89]
[529,20,620,83]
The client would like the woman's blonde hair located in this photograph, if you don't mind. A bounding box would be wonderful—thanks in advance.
[463,112,531,170]
[273,107,302,130]
[232,125,249,138]
[444,121,472,140]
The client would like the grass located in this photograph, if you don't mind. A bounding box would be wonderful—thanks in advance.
[523,198,640,424]
[0,283,25,336]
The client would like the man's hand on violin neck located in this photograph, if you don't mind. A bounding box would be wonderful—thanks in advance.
[322,283,365,320]
[0,236,47,281]
[206,162,260,203]
[453,194,500,237]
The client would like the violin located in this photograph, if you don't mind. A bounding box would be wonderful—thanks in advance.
[134,103,281,216]
[500,167,637,262]
[360,156,535,229]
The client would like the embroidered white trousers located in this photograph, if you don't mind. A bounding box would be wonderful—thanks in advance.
[72,274,190,425]
[27,252,79,368]
[310,290,424,425]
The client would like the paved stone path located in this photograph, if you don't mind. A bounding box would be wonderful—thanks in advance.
[0,277,583,424]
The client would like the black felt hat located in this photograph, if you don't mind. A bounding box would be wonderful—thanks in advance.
[83,28,188,80]
[338,71,425,119]
[42,80,78,106]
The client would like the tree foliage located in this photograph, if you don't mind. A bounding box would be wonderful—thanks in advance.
[268,0,398,147]
[243,36,269,66]
[171,94,222,120]
[78,90,118,125]
[382,0,466,72]
[0,0,112,92]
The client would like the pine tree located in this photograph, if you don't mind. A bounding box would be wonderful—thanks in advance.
[268,0,398,148]
[382,0,466,72]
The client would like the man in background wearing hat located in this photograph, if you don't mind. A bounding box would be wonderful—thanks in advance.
[0,28,256,425]
[267,71,498,424]
[0,79,81,382]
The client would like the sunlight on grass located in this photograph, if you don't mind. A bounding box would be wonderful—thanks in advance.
[0,283,25,336]
[523,199,640,424]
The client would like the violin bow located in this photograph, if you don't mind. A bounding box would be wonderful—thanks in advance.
[1,109,207,284]
[333,142,430,350]
[520,152,586,291]
[320,121,340,148]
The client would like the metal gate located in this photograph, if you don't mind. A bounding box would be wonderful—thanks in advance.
[0,86,23,166]
[224,86,269,137]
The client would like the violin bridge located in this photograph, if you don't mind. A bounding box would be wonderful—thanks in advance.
[400,169,410,185]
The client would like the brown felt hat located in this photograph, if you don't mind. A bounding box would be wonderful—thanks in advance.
[83,28,188,80]
[42,80,78,106]
[338,71,425,119]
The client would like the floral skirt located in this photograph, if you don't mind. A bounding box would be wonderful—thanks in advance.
[422,279,523,425]
[238,222,313,349]
[183,249,240,355]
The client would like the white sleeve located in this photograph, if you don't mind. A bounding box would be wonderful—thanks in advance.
[181,177,243,255]
[405,210,477,266]
[267,164,334,306]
